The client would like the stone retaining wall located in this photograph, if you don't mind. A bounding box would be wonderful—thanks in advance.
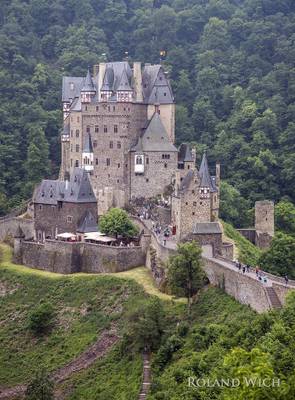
[18,239,146,274]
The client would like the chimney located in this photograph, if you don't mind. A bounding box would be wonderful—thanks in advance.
[175,170,180,196]
[93,64,99,77]
[98,62,106,101]
[133,62,143,102]
[216,162,221,187]
[192,148,197,165]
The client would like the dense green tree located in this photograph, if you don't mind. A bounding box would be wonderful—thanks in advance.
[275,200,295,236]
[258,233,295,278]
[99,208,139,238]
[168,241,205,312]
[220,181,251,228]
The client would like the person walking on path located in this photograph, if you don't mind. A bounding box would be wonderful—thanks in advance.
[238,262,241,272]
[242,265,246,274]
[285,275,289,286]
[246,264,250,273]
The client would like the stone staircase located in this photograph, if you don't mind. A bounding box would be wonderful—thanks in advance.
[265,287,282,309]
[139,352,151,399]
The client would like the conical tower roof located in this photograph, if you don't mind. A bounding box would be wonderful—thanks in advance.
[81,68,96,92]
[199,152,214,191]
[116,68,132,91]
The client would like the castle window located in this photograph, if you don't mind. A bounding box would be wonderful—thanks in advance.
[114,125,118,133]
[93,140,97,148]
[77,116,80,122]
[117,141,121,149]
[96,106,99,111]
[106,158,110,166]
[110,141,113,149]
[76,144,79,152]
[70,159,73,167]
[118,163,120,168]
[95,125,99,133]
[39,205,43,211]
[96,158,98,165]
[187,165,190,169]
[192,190,195,194]
[146,178,149,182]
[162,154,170,159]
[75,160,79,167]
[113,106,115,111]
[136,156,143,165]
[86,126,90,133]
[146,157,149,164]
[192,212,195,216]
[85,105,88,111]
[164,92,166,96]
[200,202,203,205]
[186,202,188,205]
[76,129,79,137]
[104,125,107,133]
[164,163,167,168]
[193,202,197,206]
[71,130,73,137]
[117,179,120,183]
[67,216,73,223]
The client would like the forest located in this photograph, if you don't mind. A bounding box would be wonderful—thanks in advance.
[0,0,295,228]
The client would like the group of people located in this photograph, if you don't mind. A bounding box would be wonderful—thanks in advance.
[235,260,289,286]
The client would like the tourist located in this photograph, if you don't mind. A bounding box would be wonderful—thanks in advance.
[242,265,246,274]
[285,275,289,286]
[246,264,250,273]
[238,262,241,271]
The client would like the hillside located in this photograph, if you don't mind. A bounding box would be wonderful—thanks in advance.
[0,0,295,225]
[2,242,295,399]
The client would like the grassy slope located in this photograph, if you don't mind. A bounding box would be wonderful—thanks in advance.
[222,221,262,265]
[147,287,261,399]
[0,244,147,392]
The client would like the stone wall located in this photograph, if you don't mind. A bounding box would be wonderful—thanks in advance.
[0,217,34,241]
[221,242,234,260]
[203,257,271,313]
[237,228,256,244]
[18,239,146,274]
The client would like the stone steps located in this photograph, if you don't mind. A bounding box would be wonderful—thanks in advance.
[265,287,282,308]
[138,352,151,399]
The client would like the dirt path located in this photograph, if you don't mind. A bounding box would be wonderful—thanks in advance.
[138,351,151,400]
[0,327,118,400]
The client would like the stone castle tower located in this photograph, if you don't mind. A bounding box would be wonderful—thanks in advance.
[60,61,176,213]
[172,151,220,240]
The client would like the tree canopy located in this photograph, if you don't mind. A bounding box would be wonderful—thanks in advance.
[99,208,139,238]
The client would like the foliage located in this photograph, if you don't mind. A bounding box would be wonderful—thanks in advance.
[25,369,54,400]
[168,241,205,310]
[28,302,55,335]
[0,0,295,214]
[275,200,295,237]
[259,232,295,278]
[124,297,165,351]
[99,208,139,238]
[219,181,252,227]
[222,221,262,265]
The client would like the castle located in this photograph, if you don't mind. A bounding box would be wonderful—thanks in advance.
[52,61,220,240]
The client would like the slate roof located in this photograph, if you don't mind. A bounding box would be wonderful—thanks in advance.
[192,222,222,235]
[101,62,133,92]
[142,65,174,104]
[63,168,97,203]
[131,112,177,153]
[70,96,81,111]
[83,132,93,153]
[81,69,96,92]
[62,77,84,102]
[77,210,98,233]
[14,225,25,238]
[178,143,194,163]
[62,62,174,105]
[33,168,97,205]
[199,152,216,192]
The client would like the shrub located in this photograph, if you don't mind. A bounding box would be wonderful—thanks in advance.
[25,369,54,400]
[28,303,55,335]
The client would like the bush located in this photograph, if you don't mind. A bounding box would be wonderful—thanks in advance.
[28,303,55,335]
[25,369,54,400]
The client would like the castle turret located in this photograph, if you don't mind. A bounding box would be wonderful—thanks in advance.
[81,68,96,103]
[82,132,94,172]
[13,225,25,263]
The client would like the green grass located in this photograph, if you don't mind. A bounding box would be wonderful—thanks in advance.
[222,221,262,265]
